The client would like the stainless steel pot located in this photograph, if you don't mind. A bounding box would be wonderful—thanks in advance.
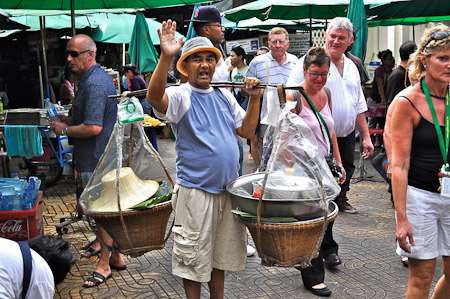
[263,172,320,199]
[226,172,339,220]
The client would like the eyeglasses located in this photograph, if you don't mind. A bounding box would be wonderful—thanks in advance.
[65,50,90,58]
[422,31,450,52]
[307,70,330,78]
[269,40,287,45]
[204,23,222,29]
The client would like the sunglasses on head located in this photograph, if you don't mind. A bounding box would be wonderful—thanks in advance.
[422,31,450,52]
[65,50,90,58]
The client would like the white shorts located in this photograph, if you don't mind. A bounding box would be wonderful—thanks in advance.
[396,185,450,259]
[171,184,247,282]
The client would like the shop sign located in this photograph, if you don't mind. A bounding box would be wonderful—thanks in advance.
[225,38,259,54]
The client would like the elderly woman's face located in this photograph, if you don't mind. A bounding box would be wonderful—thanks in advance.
[423,47,450,83]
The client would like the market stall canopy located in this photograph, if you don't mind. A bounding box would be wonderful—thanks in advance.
[368,15,450,26]
[88,13,182,45]
[0,8,29,29]
[367,0,450,20]
[6,13,182,45]
[221,0,409,22]
[222,17,326,31]
[0,0,216,10]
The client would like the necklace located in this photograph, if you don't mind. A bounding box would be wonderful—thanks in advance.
[420,79,448,100]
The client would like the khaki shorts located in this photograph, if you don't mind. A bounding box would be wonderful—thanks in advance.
[171,184,247,282]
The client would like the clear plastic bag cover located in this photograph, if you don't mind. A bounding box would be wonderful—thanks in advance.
[259,101,340,206]
[80,98,173,213]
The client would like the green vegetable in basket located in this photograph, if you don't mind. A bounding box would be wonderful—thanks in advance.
[231,210,299,223]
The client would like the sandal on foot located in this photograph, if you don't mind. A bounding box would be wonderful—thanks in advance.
[80,246,100,258]
[83,271,112,288]
[81,240,94,250]
[109,262,127,271]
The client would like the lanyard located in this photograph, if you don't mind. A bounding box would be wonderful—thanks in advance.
[422,77,450,166]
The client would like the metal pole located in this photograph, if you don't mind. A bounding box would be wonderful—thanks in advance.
[309,5,313,47]
[71,0,76,37]
[39,16,50,104]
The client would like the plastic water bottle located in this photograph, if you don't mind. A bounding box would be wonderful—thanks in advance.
[12,173,19,179]
[44,98,61,122]
[0,192,9,211]
[12,193,21,210]
[22,191,32,210]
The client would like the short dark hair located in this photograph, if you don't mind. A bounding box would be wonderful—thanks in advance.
[231,46,246,61]
[304,47,331,70]
[399,41,417,61]
[28,235,76,284]
[123,64,140,75]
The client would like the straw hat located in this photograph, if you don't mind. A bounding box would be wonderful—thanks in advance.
[89,167,159,212]
[176,36,222,77]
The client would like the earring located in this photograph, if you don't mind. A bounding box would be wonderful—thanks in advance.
[424,65,427,69]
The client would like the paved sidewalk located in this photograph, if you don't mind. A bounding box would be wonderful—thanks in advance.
[39,138,442,299]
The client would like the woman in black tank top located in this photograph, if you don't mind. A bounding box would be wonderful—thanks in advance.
[390,24,450,298]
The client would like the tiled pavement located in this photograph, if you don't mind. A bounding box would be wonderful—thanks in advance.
[34,138,443,298]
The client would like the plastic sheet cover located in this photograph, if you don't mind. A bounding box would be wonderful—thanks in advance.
[79,98,173,213]
[259,101,340,206]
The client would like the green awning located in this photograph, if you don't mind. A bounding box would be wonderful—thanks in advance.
[8,13,182,45]
[368,15,450,26]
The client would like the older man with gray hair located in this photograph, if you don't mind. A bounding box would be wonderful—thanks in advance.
[288,17,373,271]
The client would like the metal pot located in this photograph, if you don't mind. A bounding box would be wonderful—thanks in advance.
[263,172,320,199]
[226,173,338,221]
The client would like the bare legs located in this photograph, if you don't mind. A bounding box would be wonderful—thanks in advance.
[431,256,450,299]
[83,224,124,287]
[183,268,224,299]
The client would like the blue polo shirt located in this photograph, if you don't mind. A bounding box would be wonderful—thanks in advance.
[72,64,117,172]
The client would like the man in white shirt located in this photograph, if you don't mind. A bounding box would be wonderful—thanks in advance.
[288,17,374,268]
[246,27,298,164]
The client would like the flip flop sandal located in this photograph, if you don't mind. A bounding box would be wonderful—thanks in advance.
[80,246,101,258]
[82,271,112,288]
[81,240,94,250]
[109,263,127,271]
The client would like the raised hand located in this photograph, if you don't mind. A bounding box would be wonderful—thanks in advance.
[158,20,184,57]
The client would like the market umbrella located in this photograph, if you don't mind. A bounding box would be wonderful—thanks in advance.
[368,15,450,27]
[367,0,450,20]
[87,13,182,45]
[347,0,368,64]
[129,11,159,74]
[2,0,218,36]
[223,17,326,31]
[0,8,29,29]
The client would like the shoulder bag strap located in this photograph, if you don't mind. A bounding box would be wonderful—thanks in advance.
[264,56,271,85]
[18,241,33,299]
[299,89,334,155]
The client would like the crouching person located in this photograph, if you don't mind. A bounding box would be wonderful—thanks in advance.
[0,235,76,298]
[147,20,262,299]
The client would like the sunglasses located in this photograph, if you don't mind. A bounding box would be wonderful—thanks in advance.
[65,50,90,58]
[422,31,450,52]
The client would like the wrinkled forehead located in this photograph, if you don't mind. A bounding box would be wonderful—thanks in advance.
[326,28,351,40]
[186,50,217,61]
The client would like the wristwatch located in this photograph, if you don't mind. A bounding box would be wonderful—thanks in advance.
[61,126,69,136]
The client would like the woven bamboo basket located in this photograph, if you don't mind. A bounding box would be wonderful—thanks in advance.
[89,200,172,257]
[236,202,338,267]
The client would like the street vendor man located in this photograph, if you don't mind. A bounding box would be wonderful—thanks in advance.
[49,34,125,288]
[147,20,262,299]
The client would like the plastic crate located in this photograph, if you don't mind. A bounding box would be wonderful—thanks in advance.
[0,191,44,241]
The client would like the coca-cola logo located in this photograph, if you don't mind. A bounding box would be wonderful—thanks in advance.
[1,219,24,234]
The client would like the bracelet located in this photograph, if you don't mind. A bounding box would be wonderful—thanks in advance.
[61,126,69,136]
